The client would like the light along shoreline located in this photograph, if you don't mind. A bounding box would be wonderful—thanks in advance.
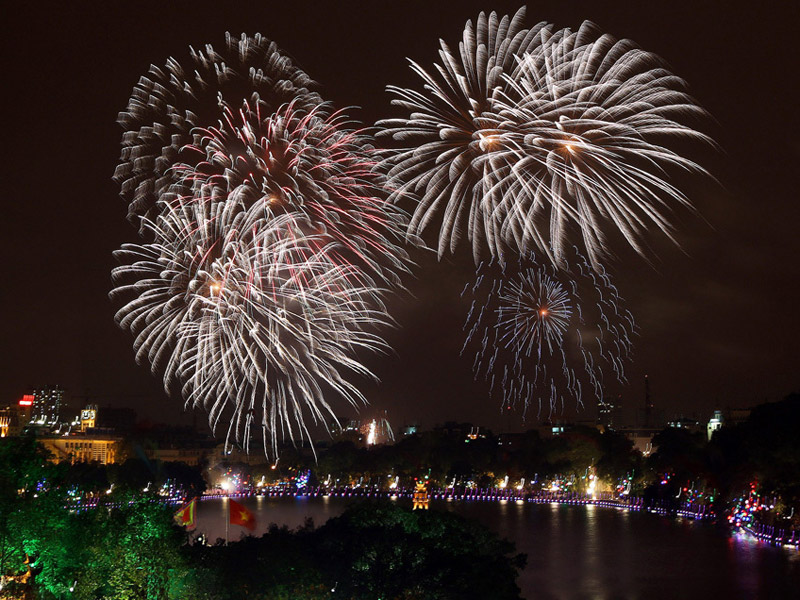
[199,487,800,551]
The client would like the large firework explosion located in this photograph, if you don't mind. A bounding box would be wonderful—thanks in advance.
[112,34,409,455]
[380,8,714,267]
[462,250,635,415]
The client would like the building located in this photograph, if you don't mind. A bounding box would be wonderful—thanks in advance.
[40,432,121,465]
[707,410,724,441]
[667,417,702,432]
[0,397,35,437]
[434,422,479,438]
[142,445,212,467]
[31,385,64,426]
[132,424,217,466]
[598,394,621,429]
[617,427,661,456]
[206,443,271,469]
[80,405,97,431]
[400,424,418,436]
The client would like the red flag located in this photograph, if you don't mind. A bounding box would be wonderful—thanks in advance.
[229,499,256,531]
[174,497,197,530]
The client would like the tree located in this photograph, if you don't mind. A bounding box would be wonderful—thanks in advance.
[314,501,526,600]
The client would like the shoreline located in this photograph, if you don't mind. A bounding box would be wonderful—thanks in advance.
[199,487,800,551]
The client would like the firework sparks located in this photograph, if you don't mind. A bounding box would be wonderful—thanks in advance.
[462,251,636,414]
[380,9,714,267]
[112,34,409,455]
[112,205,396,456]
[114,32,320,230]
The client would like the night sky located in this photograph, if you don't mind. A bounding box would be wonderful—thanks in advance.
[3,1,798,434]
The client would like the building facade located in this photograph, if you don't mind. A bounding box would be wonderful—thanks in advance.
[40,433,120,465]
[31,385,64,426]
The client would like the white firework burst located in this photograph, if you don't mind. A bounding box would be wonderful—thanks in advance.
[380,10,714,267]
[112,205,394,456]
[462,250,636,414]
[112,35,410,455]
[380,8,548,260]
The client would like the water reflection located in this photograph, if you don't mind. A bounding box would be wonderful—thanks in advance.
[195,497,800,599]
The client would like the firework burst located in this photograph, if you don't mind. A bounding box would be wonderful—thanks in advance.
[112,34,409,455]
[462,250,635,414]
[112,207,393,455]
[380,10,714,267]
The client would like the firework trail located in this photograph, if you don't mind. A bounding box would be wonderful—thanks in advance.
[380,8,713,267]
[112,34,409,455]
[462,250,635,415]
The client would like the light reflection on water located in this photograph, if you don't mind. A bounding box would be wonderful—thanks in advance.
[195,497,800,599]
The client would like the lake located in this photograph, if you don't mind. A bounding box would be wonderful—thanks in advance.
[195,495,800,599]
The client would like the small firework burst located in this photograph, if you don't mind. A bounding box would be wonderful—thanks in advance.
[462,250,635,414]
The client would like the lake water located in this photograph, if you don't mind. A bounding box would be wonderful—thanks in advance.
[195,496,800,599]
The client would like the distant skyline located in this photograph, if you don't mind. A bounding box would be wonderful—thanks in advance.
[3,1,798,437]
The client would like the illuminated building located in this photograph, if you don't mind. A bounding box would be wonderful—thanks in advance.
[80,405,97,431]
[401,424,418,436]
[598,394,621,429]
[617,426,660,455]
[667,417,701,431]
[31,385,64,426]
[0,397,35,437]
[40,433,121,465]
[412,479,430,510]
[707,410,723,441]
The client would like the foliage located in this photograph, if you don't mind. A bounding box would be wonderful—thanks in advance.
[178,502,526,600]
[315,501,526,600]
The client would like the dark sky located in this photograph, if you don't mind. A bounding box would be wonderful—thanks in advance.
[3,0,798,435]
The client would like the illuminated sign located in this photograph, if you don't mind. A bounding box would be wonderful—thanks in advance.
[19,395,34,407]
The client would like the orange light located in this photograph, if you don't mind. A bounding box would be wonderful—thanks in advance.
[539,308,549,317]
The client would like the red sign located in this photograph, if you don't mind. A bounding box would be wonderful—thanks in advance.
[19,395,34,407]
